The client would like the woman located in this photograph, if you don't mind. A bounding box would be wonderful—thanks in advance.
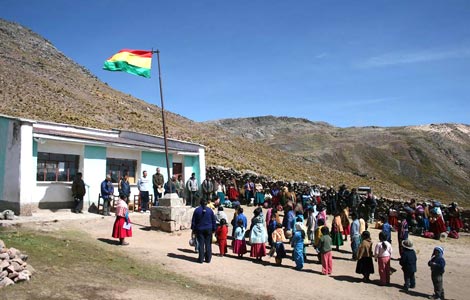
[249,207,268,260]
[291,222,306,270]
[375,231,392,286]
[175,175,185,198]
[112,196,132,246]
[356,230,374,282]
[331,212,344,251]
[254,180,265,207]
[215,179,226,205]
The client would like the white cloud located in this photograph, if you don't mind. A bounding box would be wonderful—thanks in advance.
[356,47,470,68]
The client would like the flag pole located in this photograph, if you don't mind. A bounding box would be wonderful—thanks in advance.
[154,49,172,193]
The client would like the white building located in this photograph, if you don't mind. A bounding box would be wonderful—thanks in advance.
[0,114,206,215]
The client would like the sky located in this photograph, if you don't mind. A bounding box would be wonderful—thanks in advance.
[2,0,470,127]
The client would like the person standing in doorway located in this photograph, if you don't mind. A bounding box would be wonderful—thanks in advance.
[186,173,198,207]
[72,172,86,213]
[137,170,151,213]
[152,167,164,206]
[100,174,114,216]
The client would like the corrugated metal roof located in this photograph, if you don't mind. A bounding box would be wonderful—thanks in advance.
[33,127,202,153]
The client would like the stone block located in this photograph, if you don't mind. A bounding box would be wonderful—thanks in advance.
[159,193,185,207]
[0,277,14,288]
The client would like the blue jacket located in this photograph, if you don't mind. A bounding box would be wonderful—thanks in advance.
[400,248,417,273]
[101,180,114,199]
[118,179,130,197]
[428,251,446,274]
[236,213,248,229]
[191,205,216,232]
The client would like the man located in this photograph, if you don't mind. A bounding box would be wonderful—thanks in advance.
[348,188,361,215]
[72,172,86,213]
[186,173,198,207]
[152,167,165,206]
[118,172,131,204]
[137,170,151,213]
[164,176,177,194]
[191,199,216,263]
[201,177,213,201]
[100,174,114,216]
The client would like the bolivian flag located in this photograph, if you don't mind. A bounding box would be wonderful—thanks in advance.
[103,49,152,78]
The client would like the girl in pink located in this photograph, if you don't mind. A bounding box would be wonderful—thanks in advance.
[374,231,392,285]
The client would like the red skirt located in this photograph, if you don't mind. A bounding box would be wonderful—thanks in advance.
[389,216,398,229]
[343,224,351,235]
[112,216,132,239]
[450,217,463,230]
[232,239,247,254]
[218,239,228,255]
[250,243,267,258]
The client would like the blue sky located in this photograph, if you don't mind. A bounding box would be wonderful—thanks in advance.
[2,0,470,127]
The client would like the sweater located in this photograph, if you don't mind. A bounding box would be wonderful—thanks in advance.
[191,205,216,232]
[399,248,417,273]
[319,234,332,253]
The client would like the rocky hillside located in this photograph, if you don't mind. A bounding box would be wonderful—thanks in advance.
[1,18,465,204]
[207,116,470,203]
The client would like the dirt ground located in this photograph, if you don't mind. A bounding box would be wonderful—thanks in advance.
[7,207,470,300]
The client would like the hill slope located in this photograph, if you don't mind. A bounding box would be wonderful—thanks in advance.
[207,116,470,202]
[1,18,464,203]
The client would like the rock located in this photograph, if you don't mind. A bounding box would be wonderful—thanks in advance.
[0,270,7,280]
[8,247,20,259]
[0,253,8,259]
[0,260,9,270]
[25,264,36,274]
[2,210,15,220]
[0,277,14,288]
[10,261,23,272]
[7,271,18,279]
[0,239,5,249]
[14,270,30,282]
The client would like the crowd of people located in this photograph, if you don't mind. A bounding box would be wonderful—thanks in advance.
[95,169,458,299]
[189,181,458,300]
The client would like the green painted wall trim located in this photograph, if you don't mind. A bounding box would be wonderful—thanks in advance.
[141,151,168,167]
[184,156,200,179]
[0,118,10,199]
[84,145,106,159]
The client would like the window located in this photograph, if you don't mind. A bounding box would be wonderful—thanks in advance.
[37,152,79,182]
[106,158,137,183]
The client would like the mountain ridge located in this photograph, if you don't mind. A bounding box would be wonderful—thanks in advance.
[1,18,468,204]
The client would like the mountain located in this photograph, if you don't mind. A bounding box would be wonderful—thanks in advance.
[207,116,470,203]
[1,18,467,204]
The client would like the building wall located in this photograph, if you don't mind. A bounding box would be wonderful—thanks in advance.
[83,145,107,208]
[34,140,85,209]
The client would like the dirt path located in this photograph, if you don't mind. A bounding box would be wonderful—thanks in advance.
[11,208,470,300]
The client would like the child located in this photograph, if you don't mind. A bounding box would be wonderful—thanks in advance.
[375,231,392,286]
[215,218,228,256]
[272,223,287,265]
[356,230,374,282]
[428,246,445,300]
[306,207,316,246]
[399,239,417,291]
[319,226,333,275]
[232,219,247,257]
[314,218,325,262]
[112,196,132,246]
[331,213,344,251]
[350,212,361,260]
